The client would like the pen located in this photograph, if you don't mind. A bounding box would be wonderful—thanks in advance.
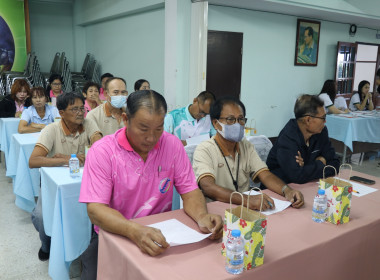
[268,201,274,208]
[158,166,161,175]
[353,189,360,194]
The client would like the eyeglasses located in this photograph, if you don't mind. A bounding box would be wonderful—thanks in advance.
[51,83,62,87]
[67,107,86,114]
[303,114,326,121]
[219,117,248,125]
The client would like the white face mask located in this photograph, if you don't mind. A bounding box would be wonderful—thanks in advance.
[110,95,127,108]
[217,120,244,142]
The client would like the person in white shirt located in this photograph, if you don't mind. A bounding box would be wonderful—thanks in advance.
[349,80,374,111]
[318,80,349,114]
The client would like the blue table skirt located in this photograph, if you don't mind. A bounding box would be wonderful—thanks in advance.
[6,133,40,212]
[41,167,91,280]
[0,118,20,165]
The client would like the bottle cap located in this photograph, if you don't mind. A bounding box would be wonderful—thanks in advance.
[231,229,241,238]
[318,189,325,195]
[71,154,77,158]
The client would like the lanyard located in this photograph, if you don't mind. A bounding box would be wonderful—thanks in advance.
[214,139,240,191]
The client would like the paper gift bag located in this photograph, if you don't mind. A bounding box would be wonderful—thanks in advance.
[319,164,353,225]
[244,119,257,137]
[222,189,267,270]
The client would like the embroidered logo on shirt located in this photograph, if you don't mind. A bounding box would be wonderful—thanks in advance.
[159,178,172,194]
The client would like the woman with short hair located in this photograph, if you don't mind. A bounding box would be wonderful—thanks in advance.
[82,81,101,117]
[0,79,31,118]
[18,87,59,133]
[134,79,150,91]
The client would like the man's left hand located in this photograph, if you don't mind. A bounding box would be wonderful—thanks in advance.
[284,187,304,208]
[197,213,223,240]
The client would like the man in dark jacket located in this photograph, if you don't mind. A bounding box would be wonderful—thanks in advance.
[266,94,340,184]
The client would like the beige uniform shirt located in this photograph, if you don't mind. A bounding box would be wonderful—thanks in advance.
[86,103,124,136]
[193,135,268,196]
[36,118,100,157]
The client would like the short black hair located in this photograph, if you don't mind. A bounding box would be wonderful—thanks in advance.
[57,92,85,111]
[197,90,216,104]
[101,73,114,81]
[305,26,314,38]
[127,90,167,118]
[294,94,324,119]
[210,96,246,121]
[49,73,63,84]
[82,81,100,94]
[134,79,150,91]
[105,77,126,91]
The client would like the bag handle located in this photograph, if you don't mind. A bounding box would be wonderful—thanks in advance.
[229,191,244,218]
[246,187,264,214]
[338,163,352,181]
[323,165,337,186]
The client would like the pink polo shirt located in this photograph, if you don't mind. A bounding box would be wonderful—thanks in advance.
[79,127,198,233]
[99,88,106,100]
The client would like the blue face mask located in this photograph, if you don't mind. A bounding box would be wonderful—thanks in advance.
[217,120,244,142]
[110,95,127,109]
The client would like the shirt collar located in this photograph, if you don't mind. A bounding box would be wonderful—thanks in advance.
[117,127,160,151]
[214,133,240,156]
[60,118,84,136]
[104,102,122,117]
[185,104,196,122]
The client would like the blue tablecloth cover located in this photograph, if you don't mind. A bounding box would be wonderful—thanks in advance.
[326,114,380,151]
[41,167,91,280]
[0,118,20,164]
[6,133,40,212]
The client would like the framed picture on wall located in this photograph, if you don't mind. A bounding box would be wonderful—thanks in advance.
[294,19,321,66]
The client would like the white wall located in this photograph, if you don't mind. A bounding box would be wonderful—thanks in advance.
[29,1,75,72]
[208,5,380,137]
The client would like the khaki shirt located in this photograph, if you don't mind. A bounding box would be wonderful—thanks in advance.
[193,135,268,196]
[36,118,100,157]
[86,103,124,136]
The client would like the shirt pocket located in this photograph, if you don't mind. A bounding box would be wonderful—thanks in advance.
[154,170,174,195]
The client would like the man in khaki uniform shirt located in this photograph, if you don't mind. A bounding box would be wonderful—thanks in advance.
[29,92,102,262]
[86,77,127,136]
[193,97,304,211]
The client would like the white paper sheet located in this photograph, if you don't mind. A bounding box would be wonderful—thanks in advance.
[333,177,378,197]
[243,190,292,215]
[148,219,211,246]
[185,134,210,146]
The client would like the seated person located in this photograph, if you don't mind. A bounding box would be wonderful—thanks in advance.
[79,90,223,279]
[193,97,304,211]
[164,91,216,145]
[82,81,101,117]
[18,87,59,133]
[47,74,64,102]
[134,79,150,91]
[0,78,31,118]
[349,80,374,111]
[86,77,127,136]
[318,80,349,114]
[266,94,340,184]
[99,72,113,101]
[28,92,102,261]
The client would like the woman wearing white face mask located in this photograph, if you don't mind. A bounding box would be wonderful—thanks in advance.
[192,97,305,211]
[86,77,128,136]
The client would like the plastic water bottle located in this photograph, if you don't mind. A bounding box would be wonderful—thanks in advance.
[312,189,327,223]
[69,154,80,178]
[225,229,244,274]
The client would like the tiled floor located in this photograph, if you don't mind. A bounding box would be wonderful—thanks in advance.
[0,151,378,279]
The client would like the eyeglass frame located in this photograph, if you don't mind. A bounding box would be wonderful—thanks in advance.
[303,114,327,121]
[66,107,86,114]
[51,82,62,87]
[218,117,248,125]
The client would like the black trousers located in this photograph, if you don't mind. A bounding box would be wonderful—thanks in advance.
[81,231,98,280]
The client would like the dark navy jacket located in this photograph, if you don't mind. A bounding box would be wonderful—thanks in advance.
[266,119,340,184]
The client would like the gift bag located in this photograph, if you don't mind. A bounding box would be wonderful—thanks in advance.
[319,164,353,225]
[244,119,257,137]
[222,189,267,270]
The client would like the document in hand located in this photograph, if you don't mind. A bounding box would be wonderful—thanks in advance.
[148,219,211,246]
[243,190,291,215]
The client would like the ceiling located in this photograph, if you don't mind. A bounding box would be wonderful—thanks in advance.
[205,0,380,30]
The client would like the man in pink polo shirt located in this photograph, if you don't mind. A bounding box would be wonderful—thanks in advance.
[79,90,223,280]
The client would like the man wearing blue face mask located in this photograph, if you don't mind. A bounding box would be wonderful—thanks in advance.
[193,97,304,211]
[87,77,128,136]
